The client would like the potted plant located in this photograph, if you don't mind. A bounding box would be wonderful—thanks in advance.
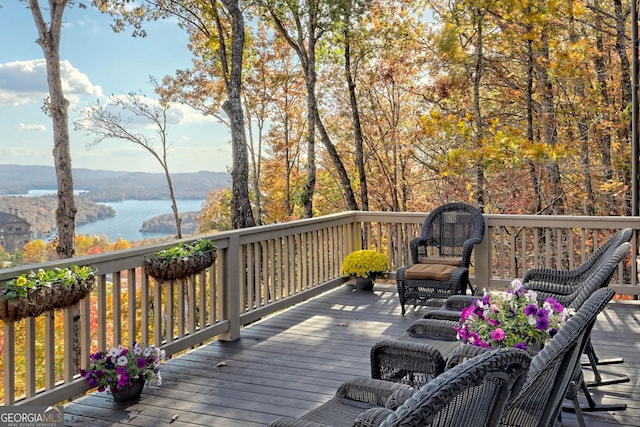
[80,342,166,402]
[341,249,390,290]
[0,265,95,322]
[144,238,217,281]
[455,279,572,355]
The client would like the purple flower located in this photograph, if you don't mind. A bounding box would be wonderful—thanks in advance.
[514,342,528,351]
[536,316,549,330]
[137,357,147,369]
[524,304,538,316]
[473,305,484,318]
[546,297,564,313]
[482,293,491,305]
[461,306,475,321]
[491,328,506,342]
[487,317,500,326]
[537,307,549,318]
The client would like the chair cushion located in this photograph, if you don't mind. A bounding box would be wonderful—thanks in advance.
[404,264,457,281]
[419,256,463,267]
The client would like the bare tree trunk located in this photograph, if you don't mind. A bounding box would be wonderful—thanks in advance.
[472,8,485,211]
[613,0,632,214]
[164,169,182,238]
[536,22,564,215]
[525,31,542,213]
[592,2,616,213]
[29,0,77,259]
[344,19,368,211]
[221,0,255,228]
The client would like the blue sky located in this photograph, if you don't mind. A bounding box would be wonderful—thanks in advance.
[0,2,232,173]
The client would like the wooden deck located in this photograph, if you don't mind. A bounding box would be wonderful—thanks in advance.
[63,283,639,427]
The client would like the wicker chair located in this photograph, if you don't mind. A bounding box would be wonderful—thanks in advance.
[396,202,485,315]
[444,287,616,427]
[268,347,531,427]
[411,243,631,417]
[420,241,631,389]
[422,229,632,322]
[522,228,632,295]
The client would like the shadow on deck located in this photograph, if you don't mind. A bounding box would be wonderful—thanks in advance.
[63,283,639,427]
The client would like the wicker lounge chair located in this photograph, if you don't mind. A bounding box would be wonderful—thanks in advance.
[396,202,485,315]
[412,243,631,417]
[522,228,632,294]
[442,287,616,427]
[268,347,531,427]
[422,229,632,322]
[420,241,631,392]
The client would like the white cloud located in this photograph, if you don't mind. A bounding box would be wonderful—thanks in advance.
[18,123,46,131]
[0,59,103,106]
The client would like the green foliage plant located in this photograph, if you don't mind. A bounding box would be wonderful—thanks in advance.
[3,265,95,300]
[341,250,390,280]
[155,238,216,260]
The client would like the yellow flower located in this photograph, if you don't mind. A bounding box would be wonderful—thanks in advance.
[342,250,390,279]
[16,276,27,287]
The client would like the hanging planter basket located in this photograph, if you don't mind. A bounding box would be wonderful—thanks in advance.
[144,250,216,281]
[0,267,96,323]
[144,239,217,281]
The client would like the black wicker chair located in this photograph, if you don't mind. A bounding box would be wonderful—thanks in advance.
[440,288,616,427]
[410,243,631,419]
[522,228,632,295]
[422,229,632,322]
[396,202,485,315]
[268,347,531,427]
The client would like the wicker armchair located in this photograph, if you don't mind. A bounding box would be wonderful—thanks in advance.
[396,202,485,315]
[268,348,531,427]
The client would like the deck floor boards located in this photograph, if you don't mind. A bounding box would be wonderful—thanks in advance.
[63,283,639,426]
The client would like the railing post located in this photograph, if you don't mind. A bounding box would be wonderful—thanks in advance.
[474,223,491,290]
[219,234,241,341]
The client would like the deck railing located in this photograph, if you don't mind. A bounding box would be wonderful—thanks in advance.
[1,211,638,406]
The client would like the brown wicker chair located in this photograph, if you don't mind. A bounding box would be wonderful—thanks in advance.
[268,347,531,427]
[396,202,485,315]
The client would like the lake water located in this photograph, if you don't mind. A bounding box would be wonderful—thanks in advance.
[75,199,205,242]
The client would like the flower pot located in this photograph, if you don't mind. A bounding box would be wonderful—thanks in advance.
[111,378,145,402]
[356,277,374,291]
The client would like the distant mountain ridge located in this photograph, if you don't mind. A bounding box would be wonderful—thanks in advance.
[0,164,230,201]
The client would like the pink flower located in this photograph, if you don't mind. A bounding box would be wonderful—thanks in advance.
[490,328,505,342]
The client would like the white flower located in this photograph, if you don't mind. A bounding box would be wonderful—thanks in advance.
[133,343,143,355]
[117,355,128,366]
[108,348,120,358]
[143,347,152,357]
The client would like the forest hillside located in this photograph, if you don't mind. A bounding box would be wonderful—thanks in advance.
[0,165,230,238]
[0,165,230,201]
